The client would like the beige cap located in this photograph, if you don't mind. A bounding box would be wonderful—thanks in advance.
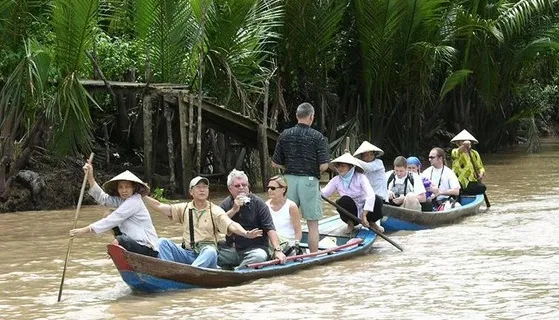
[189,176,209,189]
[353,141,384,157]
[102,170,150,196]
[330,153,364,173]
[451,129,479,144]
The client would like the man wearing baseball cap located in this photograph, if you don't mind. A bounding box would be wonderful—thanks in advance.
[143,176,263,268]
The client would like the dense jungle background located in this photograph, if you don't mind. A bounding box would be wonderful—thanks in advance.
[1,0,559,212]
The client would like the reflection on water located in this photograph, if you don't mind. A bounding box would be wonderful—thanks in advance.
[1,140,559,319]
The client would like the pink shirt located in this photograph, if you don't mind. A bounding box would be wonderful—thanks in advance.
[321,172,376,218]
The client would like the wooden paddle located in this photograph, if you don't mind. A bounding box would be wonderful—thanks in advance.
[321,195,403,251]
[57,153,94,302]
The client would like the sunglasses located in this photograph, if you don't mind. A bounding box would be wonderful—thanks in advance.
[232,183,248,188]
[267,186,285,191]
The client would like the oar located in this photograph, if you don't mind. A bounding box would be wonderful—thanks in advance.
[321,195,403,252]
[483,193,491,208]
[57,153,94,302]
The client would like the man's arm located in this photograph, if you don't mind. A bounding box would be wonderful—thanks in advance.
[267,229,286,263]
[221,196,243,218]
[271,161,286,170]
[319,162,329,173]
[143,196,172,218]
[227,221,263,238]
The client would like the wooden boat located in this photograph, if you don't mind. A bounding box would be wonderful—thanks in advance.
[107,216,376,293]
[381,194,485,231]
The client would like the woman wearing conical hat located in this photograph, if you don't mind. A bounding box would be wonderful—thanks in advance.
[450,129,487,195]
[321,153,384,234]
[69,162,159,257]
[353,141,388,202]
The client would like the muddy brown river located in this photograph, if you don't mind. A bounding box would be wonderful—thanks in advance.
[1,140,558,319]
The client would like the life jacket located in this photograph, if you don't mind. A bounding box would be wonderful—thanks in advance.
[386,172,414,196]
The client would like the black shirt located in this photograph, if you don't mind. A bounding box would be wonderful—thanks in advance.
[272,123,330,178]
[219,194,275,251]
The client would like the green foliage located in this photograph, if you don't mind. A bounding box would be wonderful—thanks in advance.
[152,187,169,203]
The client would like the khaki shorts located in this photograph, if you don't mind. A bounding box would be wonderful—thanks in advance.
[284,174,323,221]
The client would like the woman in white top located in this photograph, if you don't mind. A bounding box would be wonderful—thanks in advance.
[69,162,159,257]
[265,175,302,252]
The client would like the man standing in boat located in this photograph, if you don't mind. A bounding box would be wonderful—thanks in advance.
[272,102,331,253]
[219,169,286,269]
[450,130,487,195]
[143,176,263,268]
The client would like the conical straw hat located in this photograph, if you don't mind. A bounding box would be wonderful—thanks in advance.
[450,129,479,144]
[102,170,150,196]
[353,141,384,157]
[330,153,363,173]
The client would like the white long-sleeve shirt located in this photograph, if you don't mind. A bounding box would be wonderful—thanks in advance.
[88,184,159,251]
[356,158,388,201]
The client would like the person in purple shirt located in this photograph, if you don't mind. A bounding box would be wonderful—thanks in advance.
[321,153,385,234]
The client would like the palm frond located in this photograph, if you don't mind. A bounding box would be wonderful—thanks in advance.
[439,69,473,101]
[47,73,95,155]
[496,0,555,40]
[0,40,51,133]
[51,0,100,73]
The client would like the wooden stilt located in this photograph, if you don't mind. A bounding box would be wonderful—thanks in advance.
[163,99,176,194]
[178,92,190,195]
[258,80,270,192]
[142,93,153,186]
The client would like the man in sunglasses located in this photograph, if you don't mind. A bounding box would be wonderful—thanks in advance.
[218,169,286,269]
[272,102,330,253]
[421,148,461,209]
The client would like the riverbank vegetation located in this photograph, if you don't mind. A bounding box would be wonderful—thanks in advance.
[1,0,559,210]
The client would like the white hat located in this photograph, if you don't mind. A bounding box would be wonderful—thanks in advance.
[353,141,384,157]
[451,129,479,144]
[189,176,209,189]
[102,170,150,196]
[330,153,363,173]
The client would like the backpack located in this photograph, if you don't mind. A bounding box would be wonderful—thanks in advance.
[387,172,414,196]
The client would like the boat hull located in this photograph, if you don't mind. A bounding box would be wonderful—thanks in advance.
[381,194,485,231]
[108,217,376,292]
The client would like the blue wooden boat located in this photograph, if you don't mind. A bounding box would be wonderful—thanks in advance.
[107,216,376,293]
[381,194,485,232]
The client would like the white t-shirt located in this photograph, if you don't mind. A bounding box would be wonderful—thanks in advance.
[386,171,426,196]
[421,165,460,200]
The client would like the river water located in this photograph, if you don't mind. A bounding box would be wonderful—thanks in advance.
[1,140,558,319]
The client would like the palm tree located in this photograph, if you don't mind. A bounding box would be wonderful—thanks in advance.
[0,0,99,199]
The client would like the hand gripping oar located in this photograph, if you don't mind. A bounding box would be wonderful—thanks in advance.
[321,195,403,252]
[57,153,94,302]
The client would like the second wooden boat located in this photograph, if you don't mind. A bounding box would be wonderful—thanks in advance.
[381,194,485,231]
